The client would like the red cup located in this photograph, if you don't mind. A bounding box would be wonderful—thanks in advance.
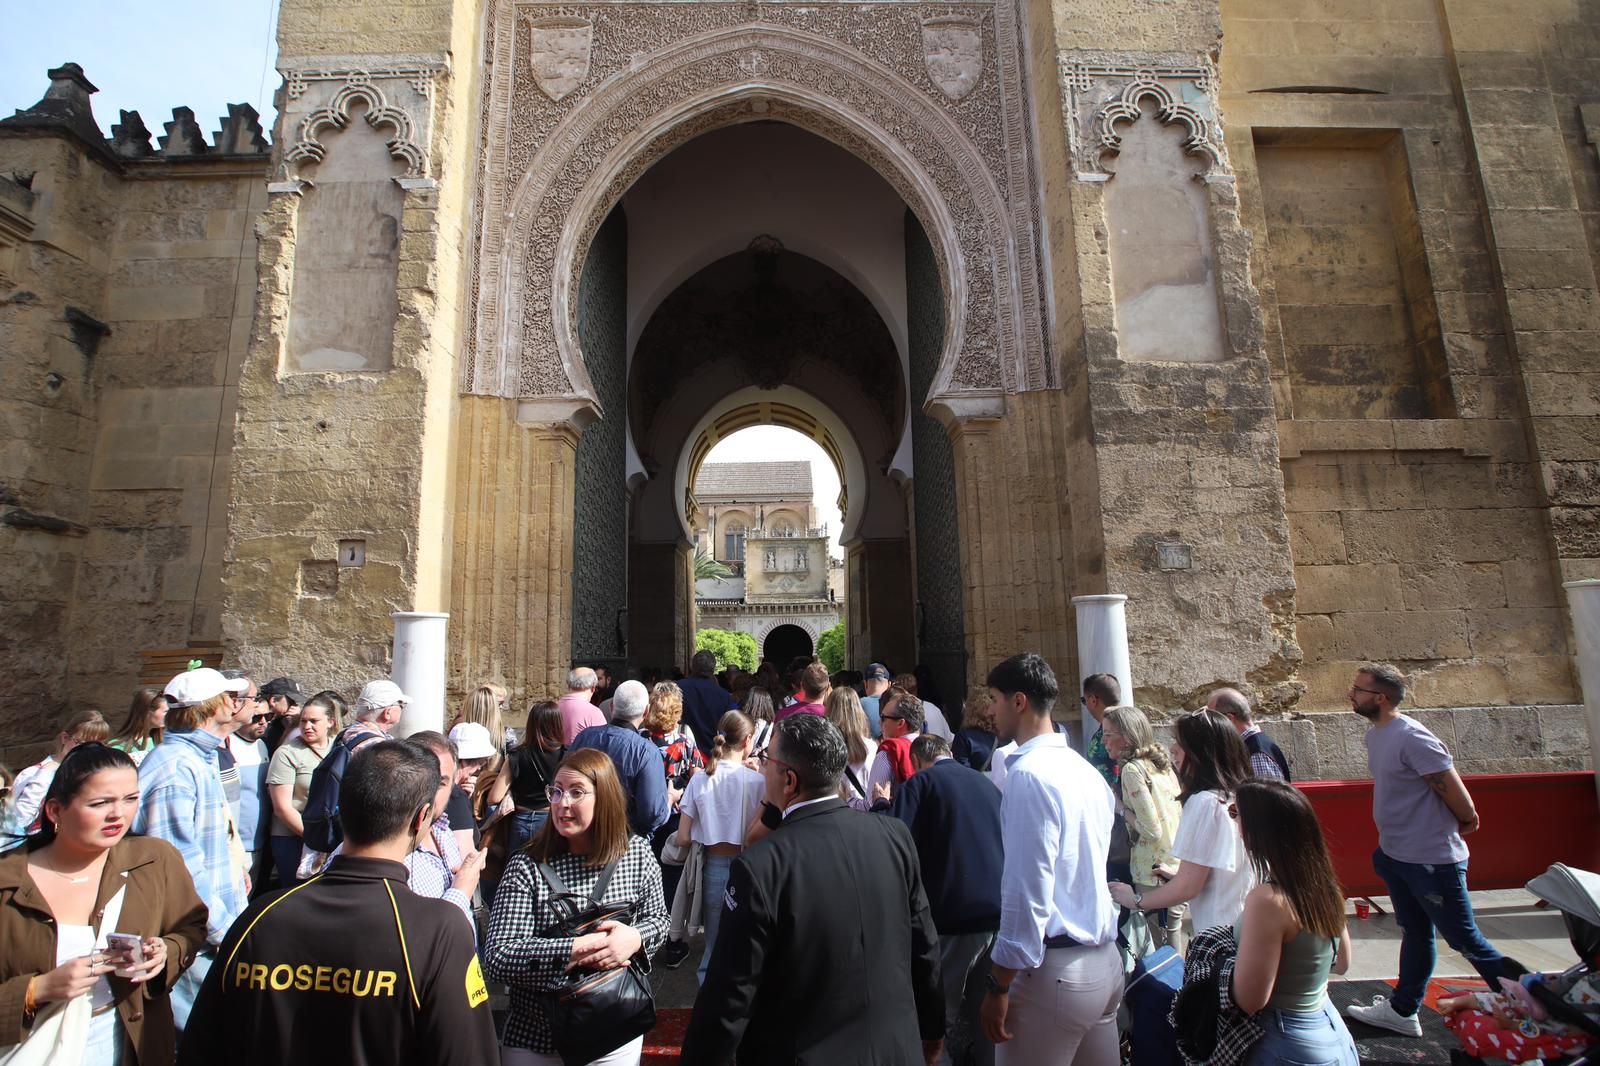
[1355,900,1371,920]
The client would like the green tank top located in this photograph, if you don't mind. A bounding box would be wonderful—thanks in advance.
[1234,915,1334,1012]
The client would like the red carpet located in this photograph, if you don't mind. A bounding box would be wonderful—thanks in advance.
[643,1008,692,1065]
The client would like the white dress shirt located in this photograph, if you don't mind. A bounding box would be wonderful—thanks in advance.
[990,732,1118,971]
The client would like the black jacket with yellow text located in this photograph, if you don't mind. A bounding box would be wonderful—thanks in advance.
[178,855,497,1066]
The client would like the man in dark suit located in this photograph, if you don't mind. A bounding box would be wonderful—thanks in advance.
[680,714,945,1066]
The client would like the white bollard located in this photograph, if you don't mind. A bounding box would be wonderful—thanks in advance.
[1071,594,1134,739]
[392,611,449,738]
[1561,580,1600,807]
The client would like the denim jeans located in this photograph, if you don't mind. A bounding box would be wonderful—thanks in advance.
[83,1007,124,1064]
[1371,847,1505,1016]
[270,835,304,890]
[1247,1001,1358,1066]
[697,853,735,985]
[487,810,550,909]
[172,951,213,1034]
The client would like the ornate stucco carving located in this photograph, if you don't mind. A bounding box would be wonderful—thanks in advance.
[1063,60,1228,182]
[278,57,447,184]
[466,1,1050,410]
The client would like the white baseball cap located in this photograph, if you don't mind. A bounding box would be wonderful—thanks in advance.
[448,722,497,761]
[356,679,410,715]
[165,667,250,707]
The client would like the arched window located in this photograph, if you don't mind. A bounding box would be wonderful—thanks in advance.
[724,523,746,562]
[772,519,795,537]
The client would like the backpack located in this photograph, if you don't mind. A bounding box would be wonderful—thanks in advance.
[300,726,382,854]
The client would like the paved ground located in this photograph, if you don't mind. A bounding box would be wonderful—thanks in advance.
[1340,886,1575,982]
[496,887,1581,1061]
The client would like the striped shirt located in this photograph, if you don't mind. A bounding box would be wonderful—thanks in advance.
[135,728,247,944]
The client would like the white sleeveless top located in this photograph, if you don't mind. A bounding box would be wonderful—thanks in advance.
[55,923,115,1013]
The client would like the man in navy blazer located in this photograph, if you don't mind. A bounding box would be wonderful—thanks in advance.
[681,714,945,1065]
[878,733,1004,1066]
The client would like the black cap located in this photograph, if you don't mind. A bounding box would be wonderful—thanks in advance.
[864,663,891,681]
[259,677,308,705]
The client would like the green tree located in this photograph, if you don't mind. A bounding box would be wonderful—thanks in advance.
[693,548,732,582]
[815,619,846,673]
[695,628,759,673]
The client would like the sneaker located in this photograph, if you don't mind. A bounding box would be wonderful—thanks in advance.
[1346,994,1423,1037]
[660,939,690,969]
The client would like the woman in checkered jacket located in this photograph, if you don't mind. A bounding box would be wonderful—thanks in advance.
[484,748,668,1066]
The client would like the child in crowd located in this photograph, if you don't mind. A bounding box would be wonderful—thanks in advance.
[1439,957,1600,1062]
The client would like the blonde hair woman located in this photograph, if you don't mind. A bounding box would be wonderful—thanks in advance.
[952,687,998,771]
[458,683,512,753]
[1102,705,1186,950]
[824,687,877,807]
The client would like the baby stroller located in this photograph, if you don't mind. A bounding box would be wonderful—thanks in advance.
[1449,863,1600,1065]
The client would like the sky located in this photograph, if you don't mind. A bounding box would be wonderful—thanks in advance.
[3,7,844,555]
[704,426,845,559]
[2,2,280,142]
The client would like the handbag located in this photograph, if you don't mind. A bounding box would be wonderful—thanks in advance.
[535,858,657,1066]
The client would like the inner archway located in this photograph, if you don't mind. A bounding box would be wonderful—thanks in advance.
[763,625,814,669]
[560,118,966,702]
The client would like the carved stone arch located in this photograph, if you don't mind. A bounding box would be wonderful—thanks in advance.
[476,22,1027,415]
[283,78,425,179]
[754,618,820,644]
[1088,72,1224,179]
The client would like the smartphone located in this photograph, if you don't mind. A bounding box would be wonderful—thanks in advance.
[104,932,145,966]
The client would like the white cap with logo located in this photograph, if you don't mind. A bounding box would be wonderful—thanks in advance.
[164,667,250,707]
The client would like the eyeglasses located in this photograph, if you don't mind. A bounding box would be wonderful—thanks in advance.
[755,749,794,775]
[249,713,272,724]
[545,785,593,805]
[880,714,905,723]
[1349,686,1385,697]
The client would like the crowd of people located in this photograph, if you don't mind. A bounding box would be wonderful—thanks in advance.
[0,650,1510,1066]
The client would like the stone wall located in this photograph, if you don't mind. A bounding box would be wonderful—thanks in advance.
[0,75,267,761]
[1218,0,1592,753]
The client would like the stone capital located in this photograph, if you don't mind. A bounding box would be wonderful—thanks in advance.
[515,396,601,443]
[925,390,1006,433]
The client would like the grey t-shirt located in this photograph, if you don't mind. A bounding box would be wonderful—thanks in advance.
[1365,715,1468,865]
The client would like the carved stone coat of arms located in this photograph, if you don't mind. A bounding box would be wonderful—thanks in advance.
[921,16,983,102]
[526,16,594,102]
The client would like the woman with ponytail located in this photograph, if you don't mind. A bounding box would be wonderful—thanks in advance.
[672,711,765,983]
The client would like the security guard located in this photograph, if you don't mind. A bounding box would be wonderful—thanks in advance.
[180,740,497,1066]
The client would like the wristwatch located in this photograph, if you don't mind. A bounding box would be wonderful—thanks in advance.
[985,972,1011,996]
[1132,890,1144,911]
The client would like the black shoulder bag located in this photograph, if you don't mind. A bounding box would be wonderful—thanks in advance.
[535,857,657,1066]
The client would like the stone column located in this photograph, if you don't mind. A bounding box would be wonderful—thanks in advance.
[448,397,586,701]
[392,611,448,737]
[1072,594,1133,735]
[1563,580,1600,805]
[938,393,1078,688]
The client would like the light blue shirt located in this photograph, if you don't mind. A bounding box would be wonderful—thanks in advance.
[990,732,1117,971]
[134,728,247,945]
